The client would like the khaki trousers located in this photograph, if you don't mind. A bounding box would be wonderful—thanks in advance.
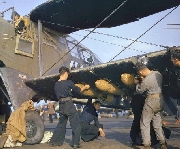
[140,97,166,146]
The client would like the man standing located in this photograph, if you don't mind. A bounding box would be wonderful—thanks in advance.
[170,47,180,67]
[49,67,90,148]
[170,47,180,124]
[11,11,25,34]
[47,101,55,123]
[135,62,167,149]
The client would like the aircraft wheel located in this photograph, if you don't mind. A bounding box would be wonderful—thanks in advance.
[24,110,45,145]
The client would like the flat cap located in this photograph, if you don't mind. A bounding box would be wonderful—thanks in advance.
[135,62,147,71]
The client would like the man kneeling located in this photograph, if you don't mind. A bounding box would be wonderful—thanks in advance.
[80,99,105,142]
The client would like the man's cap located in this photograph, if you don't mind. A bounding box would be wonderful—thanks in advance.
[11,11,20,19]
[93,100,101,105]
[135,62,147,71]
[131,56,138,65]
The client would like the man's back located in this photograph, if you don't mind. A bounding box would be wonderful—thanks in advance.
[54,80,80,99]
[142,71,163,95]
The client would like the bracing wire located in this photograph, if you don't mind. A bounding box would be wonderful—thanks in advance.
[73,33,146,54]
[42,20,169,49]
[42,0,128,75]
[109,5,179,62]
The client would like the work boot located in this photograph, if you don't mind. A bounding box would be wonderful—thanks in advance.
[49,143,63,147]
[143,146,151,149]
[134,145,151,149]
[72,144,82,149]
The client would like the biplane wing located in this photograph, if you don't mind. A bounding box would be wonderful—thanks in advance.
[30,0,180,34]
[25,48,180,111]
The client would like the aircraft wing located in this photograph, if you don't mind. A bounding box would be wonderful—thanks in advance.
[25,48,180,110]
[30,0,180,34]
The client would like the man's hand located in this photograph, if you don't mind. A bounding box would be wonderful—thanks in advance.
[134,78,140,84]
[78,84,90,92]
[134,75,144,84]
[99,128,105,137]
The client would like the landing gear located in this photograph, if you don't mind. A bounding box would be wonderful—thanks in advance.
[24,110,45,145]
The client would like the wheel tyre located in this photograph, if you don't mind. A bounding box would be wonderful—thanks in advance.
[24,110,45,145]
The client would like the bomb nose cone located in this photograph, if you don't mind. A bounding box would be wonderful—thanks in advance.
[95,80,101,85]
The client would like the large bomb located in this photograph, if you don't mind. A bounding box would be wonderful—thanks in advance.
[121,73,135,86]
[95,79,123,95]
[75,84,98,97]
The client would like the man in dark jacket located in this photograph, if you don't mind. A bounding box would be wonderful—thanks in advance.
[49,67,90,148]
[11,11,25,34]
[80,99,105,142]
[170,47,180,124]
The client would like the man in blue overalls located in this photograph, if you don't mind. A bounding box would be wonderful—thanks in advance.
[49,67,89,148]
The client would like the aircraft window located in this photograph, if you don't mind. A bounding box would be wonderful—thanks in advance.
[18,39,32,53]
[66,35,101,66]
[71,51,79,58]
[77,63,82,68]
[70,61,82,70]
[15,37,34,58]
[87,56,94,66]
[71,48,79,58]
[70,61,76,70]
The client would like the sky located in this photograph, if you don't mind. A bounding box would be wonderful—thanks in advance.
[0,0,180,63]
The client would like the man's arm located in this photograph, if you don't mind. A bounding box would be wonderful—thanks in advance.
[71,81,90,93]
[136,81,148,95]
[94,117,105,137]
[94,116,100,128]
[79,85,90,92]
[86,98,92,106]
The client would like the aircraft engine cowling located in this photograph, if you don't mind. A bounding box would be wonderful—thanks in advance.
[95,79,123,95]
[75,84,98,97]
[121,73,135,86]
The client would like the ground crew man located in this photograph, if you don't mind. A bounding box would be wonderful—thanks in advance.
[76,104,82,116]
[49,66,90,148]
[80,98,105,142]
[135,62,167,149]
[11,11,25,34]
[47,100,55,123]
[170,47,180,124]
[171,47,180,67]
